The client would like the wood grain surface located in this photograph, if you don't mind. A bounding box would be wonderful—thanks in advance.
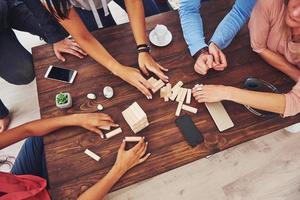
[32,1,300,199]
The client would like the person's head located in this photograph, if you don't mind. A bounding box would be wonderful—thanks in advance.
[285,0,300,30]
[44,0,72,19]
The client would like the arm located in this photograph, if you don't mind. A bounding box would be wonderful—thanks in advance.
[124,0,169,82]
[179,0,207,56]
[78,139,151,200]
[210,0,256,49]
[259,49,300,82]
[56,8,153,98]
[0,113,116,150]
[192,85,286,114]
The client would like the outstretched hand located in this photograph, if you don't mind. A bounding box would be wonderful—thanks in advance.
[53,38,87,62]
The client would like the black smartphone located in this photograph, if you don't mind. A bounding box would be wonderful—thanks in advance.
[175,115,204,147]
[44,65,77,83]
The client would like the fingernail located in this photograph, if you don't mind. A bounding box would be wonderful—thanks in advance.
[146,142,148,145]
[148,153,151,156]
[143,137,145,139]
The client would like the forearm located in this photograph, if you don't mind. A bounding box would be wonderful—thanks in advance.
[210,0,255,49]
[225,86,286,114]
[58,8,122,74]
[125,0,147,45]
[179,0,207,56]
[0,114,79,149]
[78,166,125,200]
[259,49,300,82]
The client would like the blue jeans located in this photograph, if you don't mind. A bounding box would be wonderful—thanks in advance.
[76,0,160,32]
[11,137,48,183]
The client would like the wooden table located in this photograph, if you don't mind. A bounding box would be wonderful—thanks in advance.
[32,1,300,199]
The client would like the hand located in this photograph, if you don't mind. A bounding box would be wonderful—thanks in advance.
[53,38,87,62]
[116,66,153,99]
[194,52,214,75]
[113,138,151,174]
[208,42,227,71]
[138,52,169,82]
[76,113,118,138]
[192,84,230,103]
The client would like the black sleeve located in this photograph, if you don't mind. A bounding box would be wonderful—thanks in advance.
[23,0,68,44]
[0,1,8,31]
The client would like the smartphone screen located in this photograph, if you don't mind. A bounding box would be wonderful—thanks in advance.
[45,66,76,83]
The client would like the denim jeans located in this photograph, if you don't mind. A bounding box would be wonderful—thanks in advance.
[11,137,48,183]
[0,99,9,118]
[75,0,160,32]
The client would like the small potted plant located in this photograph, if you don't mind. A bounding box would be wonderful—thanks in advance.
[55,92,72,109]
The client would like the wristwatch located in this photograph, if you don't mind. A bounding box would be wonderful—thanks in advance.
[193,46,208,60]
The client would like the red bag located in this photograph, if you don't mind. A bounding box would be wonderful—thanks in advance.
[0,172,50,200]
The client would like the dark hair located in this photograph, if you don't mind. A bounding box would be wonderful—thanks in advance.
[45,0,72,19]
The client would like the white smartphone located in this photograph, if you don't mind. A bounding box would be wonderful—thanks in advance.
[44,65,77,84]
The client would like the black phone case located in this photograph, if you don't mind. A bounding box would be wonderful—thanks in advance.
[175,115,204,147]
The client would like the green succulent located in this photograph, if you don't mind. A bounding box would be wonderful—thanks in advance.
[56,93,69,105]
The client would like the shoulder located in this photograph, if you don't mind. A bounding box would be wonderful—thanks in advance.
[254,0,285,18]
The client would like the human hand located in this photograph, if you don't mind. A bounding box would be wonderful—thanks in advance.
[194,52,214,75]
[76,113,118,138]
[192,84,230,103]
[138,52,169,82]
[208,42,227,71]
[113,138,151,174]
[117,66,153,99]
[53,38,87,62]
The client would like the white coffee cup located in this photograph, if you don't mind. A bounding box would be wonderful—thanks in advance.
[154,24,168,43]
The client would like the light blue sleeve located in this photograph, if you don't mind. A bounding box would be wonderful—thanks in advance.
[210,0,256,49]
[179,0,207,56]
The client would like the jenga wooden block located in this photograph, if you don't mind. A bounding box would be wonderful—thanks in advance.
[176,88,184,102]
[122,108,136,127]
[84,149,101,161]
[182,104,198,114]
[160,87,166,98]
[148,77,158,87]
[99,126,111,131]
[166,83,172,97]
[205,102,234,132]
[179,88,188,102]
[170,83,182,101]
[105,127,122,139]
[125,136,142,142]
[152,79,165,93]
[171,81,183,92]
[186,89,192,104]
[175,101,183,116]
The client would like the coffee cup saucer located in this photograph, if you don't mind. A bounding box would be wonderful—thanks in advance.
[149,29,172,47]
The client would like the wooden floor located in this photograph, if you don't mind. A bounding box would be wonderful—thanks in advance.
[1,1,300,199]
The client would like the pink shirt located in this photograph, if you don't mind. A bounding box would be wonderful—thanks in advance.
[248,0,300,117]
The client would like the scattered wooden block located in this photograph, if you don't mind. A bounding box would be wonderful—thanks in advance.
[176,88,184,102]
[105,127,122,139]
[152,79,165,93]
[175,101,183,116]
[148,77,158,87]
[84,149,101,161]
[99,126,110,131]
[124,136,142,142]
[182,104,198,114]
[186,89,192,104]
[170,81,183,101]
[166,83,172,97]
[205,102,234,132]
[177,88,188,102]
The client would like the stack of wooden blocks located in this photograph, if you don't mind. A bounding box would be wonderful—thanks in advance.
[148,78,198,117]
[122,102,149,133]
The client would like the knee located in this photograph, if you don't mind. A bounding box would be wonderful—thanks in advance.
[8,60,35,85]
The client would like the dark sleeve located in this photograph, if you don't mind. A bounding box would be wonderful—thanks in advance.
[0,1,8,31]
[0,99,9,118]
[23,0,68,44]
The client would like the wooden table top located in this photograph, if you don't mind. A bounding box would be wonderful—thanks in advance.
[32,1,300,199]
